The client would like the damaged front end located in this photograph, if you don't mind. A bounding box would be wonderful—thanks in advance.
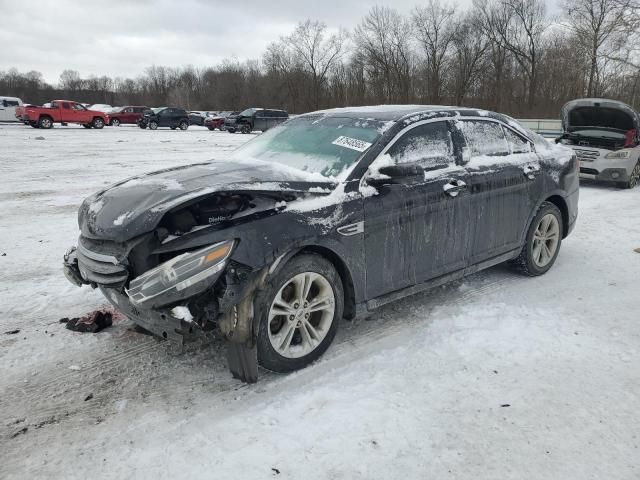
[63,165,334,382]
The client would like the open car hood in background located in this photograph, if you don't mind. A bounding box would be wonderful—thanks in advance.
[561,98,640,133]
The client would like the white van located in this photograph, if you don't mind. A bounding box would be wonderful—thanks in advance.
[0,96,23,122]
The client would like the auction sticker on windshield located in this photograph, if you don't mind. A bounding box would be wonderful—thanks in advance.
[332,136,373,152]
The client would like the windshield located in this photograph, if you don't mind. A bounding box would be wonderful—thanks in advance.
[229,115,385,179]
[239,108,256,117]
[151,107,165,114]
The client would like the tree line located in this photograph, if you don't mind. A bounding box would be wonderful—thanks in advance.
[2,0,639,118]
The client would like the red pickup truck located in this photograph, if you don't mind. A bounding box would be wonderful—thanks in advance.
[23,100,110,129]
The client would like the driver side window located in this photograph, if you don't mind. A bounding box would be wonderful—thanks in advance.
[387,121,454,170]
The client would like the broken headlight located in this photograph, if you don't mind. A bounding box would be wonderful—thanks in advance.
[127,240,234,308]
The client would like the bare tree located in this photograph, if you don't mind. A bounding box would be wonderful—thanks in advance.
[412,0,457,103]
[354,6,413,103]
[476,0,548,109]
[450,12,490,104]
[563,0,640,96]
[284,20,347,109]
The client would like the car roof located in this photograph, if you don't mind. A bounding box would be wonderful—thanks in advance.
[303,104,486,122]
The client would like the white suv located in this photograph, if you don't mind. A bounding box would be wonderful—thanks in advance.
[558,98,640,189]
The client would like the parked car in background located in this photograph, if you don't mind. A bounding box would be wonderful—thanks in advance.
[557,98,640,189]
[225,108,288,133]
[88,104,114,113]
[63,105,578,382]
[0,96,23,122]
[108,106,149,126]
[137,107,189,130]
[22,100,109,129]
[204,112,232,130]
[188,111,208,126]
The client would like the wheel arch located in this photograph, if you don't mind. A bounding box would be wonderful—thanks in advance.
[270,244,357,320]
[544,194,569,238]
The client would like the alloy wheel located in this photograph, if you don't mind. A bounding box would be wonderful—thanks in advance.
[629,162,640,188]
[532,213,560,267]
[267,271,335,359]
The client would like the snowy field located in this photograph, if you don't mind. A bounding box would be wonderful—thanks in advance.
[1,123,639,479]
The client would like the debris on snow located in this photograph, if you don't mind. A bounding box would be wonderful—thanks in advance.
[84,393,94,401]
[64,310,113,333]
[34,136,45,140]
[4,329,20,335]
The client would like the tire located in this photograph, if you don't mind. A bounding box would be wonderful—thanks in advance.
[179,120,188,130]
[139,124,147,129]
[618,161,640,189]
[170,126,177,130]
[110,118,121,127]
[256,254,343,373]
[240,124,252,134]
[149,121,158,130]
[38,116,53,129]
[227,128,236,133]
[92,117,104,129]
[82,124,92,129]
[207,126,215,131]
[511,201,563,276]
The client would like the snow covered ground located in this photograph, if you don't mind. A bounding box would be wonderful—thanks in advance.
[1,123,639,479]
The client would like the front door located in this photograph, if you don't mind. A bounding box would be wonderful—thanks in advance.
[456,119,540,264]
[363,120,471,299]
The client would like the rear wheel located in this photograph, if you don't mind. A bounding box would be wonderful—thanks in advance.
[149,121,158,130]
[110,118,121,127]
[256,254,343,373]
[92,117,104,129]
[511,202,563,276]
[38,116,53,129]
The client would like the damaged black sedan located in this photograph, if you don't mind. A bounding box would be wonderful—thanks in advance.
[63,105,579,382]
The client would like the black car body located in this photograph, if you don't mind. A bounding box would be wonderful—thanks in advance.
[138,107,190,130]
[224,108,288,133]
[64,105,578,382]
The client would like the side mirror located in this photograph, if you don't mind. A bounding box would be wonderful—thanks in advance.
[368,163,425,187]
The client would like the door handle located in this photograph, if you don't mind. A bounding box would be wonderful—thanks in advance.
[522,164,540,180]
[443,179,467,197]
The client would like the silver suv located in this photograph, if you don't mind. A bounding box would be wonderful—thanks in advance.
[558,98,640,188]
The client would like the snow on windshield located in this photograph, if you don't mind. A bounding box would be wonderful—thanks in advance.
[229,115,384,179]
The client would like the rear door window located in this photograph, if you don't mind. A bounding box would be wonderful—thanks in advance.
[387,121,455,170]
[459,120,509,156]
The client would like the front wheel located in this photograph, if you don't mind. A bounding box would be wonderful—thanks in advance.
[149,121,158,130]
[256,254,343,373]
[618,161,640,189]
[240,124,252,134]
[110,118,121,127]
[511,202,563,276]
[92,117,104,129]
[179,120,188,130]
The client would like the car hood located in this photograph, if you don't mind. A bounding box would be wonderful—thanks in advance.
[561,98,639,133]
[78,159,334,241]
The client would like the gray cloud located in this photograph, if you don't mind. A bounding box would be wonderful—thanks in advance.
[0,0,430,83]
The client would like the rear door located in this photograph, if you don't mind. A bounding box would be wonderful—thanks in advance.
[363,120,471,299]
[456,119,539,264]
[254,110,267,131]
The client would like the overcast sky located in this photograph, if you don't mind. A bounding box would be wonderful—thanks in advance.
[2,0,558,84]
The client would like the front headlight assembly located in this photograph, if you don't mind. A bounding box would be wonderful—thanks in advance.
[127,240,234,308]
[605,150,630,159]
